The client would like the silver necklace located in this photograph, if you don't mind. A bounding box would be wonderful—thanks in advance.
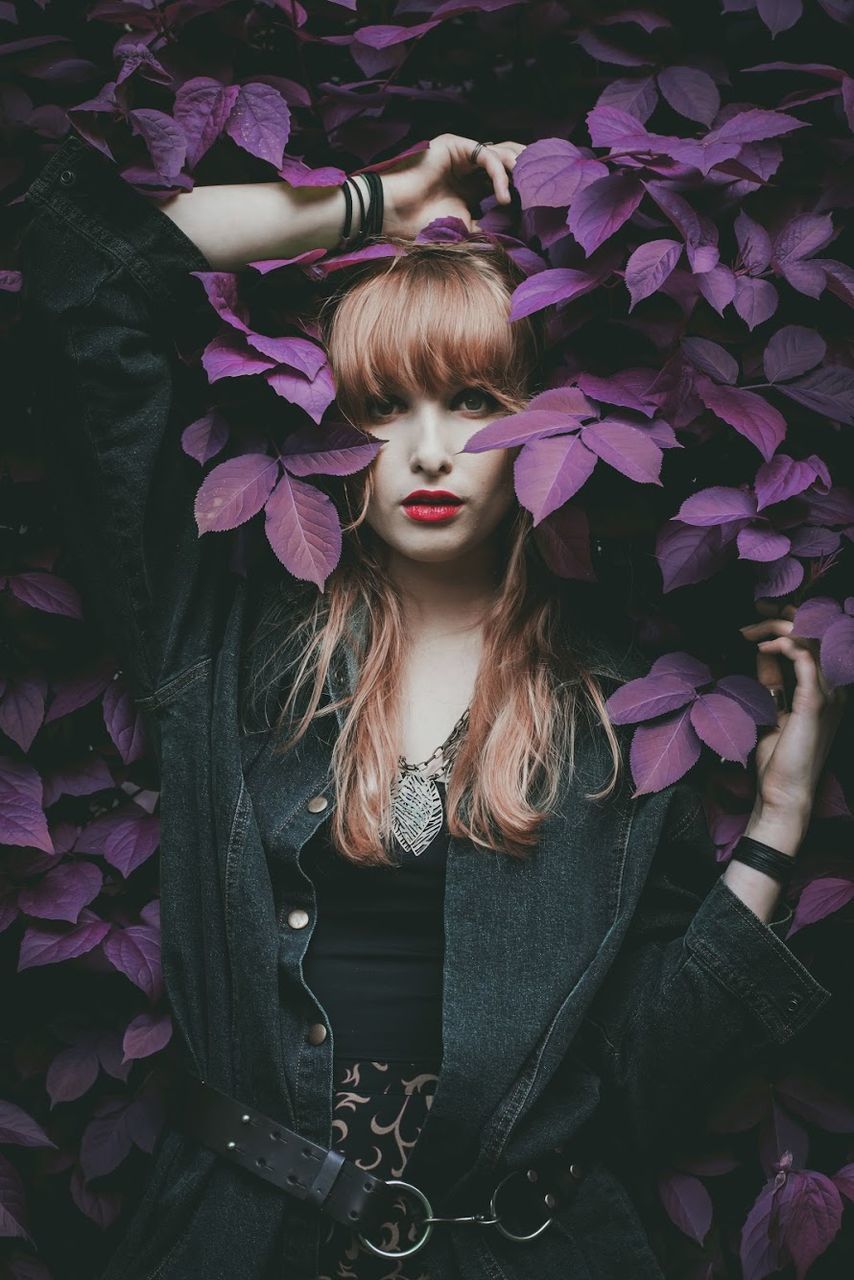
[392,706,470,857]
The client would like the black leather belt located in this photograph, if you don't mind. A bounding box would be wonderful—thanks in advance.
[171,1073,588,1259]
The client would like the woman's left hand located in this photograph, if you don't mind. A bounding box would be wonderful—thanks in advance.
[740,603,848,853]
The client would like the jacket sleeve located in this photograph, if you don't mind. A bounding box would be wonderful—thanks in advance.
[576,783,833,1163]
[17,132,228,706]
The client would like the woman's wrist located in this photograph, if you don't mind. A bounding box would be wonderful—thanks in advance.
[742,806,808,859]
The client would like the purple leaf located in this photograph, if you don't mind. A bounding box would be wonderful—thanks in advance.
[822,616,854,688]
[735,210,773,274]
[605,673,696,724]
[0,676,46,752]
[788,526,841,558]
[681,337,739,386]
[69,1165,123,1230]
[773,213,835,266]
[754,555,805,599]
[509,266,602,320]
[644,182,719,274]
[514,434,598,523]
[244,332,327,380]
[45,660,114,724]
[791,877,854,935]
[649,652,713,688]
[264,363,336,425]
[596,76,659,123]
[46,1042,100,1106]
[658,1171,713,1243]
[532,503,596,581]
[657,66,720,126]
[80,1101,132,1179]
[734,277,779,330]
[42,752,115,806]
[586,104,652,149]
[690,693,757,764]
[791,596,841,639]
[755,454,831,510]
[696,265,736,316]
[17,861,102,923]
[776,365,854,426]
[201,331,276,382]
[127,109,187,180]
[579,420,663,484]
[181,410,230,465]
[706,108,808,147]
[677,486,756,527]
[194,454,280,534]
[8,572,83,620]
[696,377,787,460]
[780,258,827,298]
[281,422,382,478]
[122,1012,173,1063]
[756,0,804,36]
[0,1152,28,1241]
[629,705,702,795]
[511,137,608,209]
[656,521,734,591]
[18,918,110,972]
[763,326,827,382]
[102,678,146,765]
[0,1102,54,1148]
[264,472,342,589]
[0,756,53,854]
[463,409,578,451]
[736,524,792,562]
[102,924,162,999]
[741,1168,843,1280]
[76,806,160,878]
[173,77,238,170]
[625,239,681,309]
[714,675,778,726]
[224,82,291,168]
[576,369,659,416]
[566,174,644,256]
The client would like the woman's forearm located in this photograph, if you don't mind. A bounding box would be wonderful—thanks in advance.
[158,174,367,269]
[721,806,807,925]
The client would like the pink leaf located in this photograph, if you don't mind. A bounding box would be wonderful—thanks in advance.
[194,454,280,534]
[696,377,787,460]
[690,693,757,764]
[263,472,343,589]
[629,706,702,795]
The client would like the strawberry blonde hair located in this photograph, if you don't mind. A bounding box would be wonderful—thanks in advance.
[241,235,623,866]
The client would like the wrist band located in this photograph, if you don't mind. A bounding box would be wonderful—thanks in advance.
[730,835,796,888]
[340,178,354,246]
[339,175,373,250]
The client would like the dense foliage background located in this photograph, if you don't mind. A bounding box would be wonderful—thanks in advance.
[1,1,853,1277]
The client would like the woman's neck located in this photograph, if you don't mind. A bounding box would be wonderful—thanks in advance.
[385,542,500,638]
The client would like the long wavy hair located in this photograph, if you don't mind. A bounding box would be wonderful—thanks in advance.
[240,235,624,866]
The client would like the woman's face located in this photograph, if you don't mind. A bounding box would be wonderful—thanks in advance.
[359,384,518,565]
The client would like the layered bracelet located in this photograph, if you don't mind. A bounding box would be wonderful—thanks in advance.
[339,171,384,250]
[730,834,796,889]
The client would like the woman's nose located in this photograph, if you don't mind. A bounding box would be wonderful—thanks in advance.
[409,412,454,471]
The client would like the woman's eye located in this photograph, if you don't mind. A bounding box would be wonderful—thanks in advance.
[368,395,400,418]
[456,388,494,412]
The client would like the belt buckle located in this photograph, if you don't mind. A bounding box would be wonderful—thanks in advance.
[357,1179,435,1259]
[488,1168,554,1242]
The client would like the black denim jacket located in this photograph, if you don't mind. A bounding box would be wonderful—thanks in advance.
[18,133,832,1280]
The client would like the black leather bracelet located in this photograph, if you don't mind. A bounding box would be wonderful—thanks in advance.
[364,170,384,237]
[350,175,367,245]
[730,835,796,888]
[340,177,353,246]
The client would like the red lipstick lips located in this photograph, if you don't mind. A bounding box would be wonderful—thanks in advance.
[401,489,464,524]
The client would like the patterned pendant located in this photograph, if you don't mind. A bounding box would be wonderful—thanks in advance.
[391,770,444,857]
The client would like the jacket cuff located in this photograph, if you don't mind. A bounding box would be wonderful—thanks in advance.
[684,876,831,1045]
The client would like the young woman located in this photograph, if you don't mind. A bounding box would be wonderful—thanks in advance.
[19,131,844,1280]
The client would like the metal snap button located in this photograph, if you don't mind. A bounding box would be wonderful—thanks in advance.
[307,1022,327,1045]
[287,908,310,930]
[306,794,328,813]
[59,169,75,185]
[786,995,800,1011]
[568,1162,584,1181]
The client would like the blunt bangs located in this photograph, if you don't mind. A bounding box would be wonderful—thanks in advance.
[321,241,540,427]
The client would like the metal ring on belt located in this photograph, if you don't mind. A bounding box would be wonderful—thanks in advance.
[171,1075,588,1259]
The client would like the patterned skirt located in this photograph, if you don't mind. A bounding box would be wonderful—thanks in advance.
[316,1057,441,1280]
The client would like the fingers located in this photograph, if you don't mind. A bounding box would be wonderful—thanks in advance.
[453,136,525,206]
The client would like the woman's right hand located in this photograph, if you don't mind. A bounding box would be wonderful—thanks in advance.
[372,133,526,238]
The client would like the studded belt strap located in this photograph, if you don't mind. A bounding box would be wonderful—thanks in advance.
[172,1075,391,1234]
[170,1073,590,1259]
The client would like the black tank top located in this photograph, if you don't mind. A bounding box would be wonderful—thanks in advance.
[300,780,448,1062]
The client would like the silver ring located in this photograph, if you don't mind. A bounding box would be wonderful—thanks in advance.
[357,1179,434,1259]
[470,140,495,164]
[769,685,788,712]
[489,1170,554,1243]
